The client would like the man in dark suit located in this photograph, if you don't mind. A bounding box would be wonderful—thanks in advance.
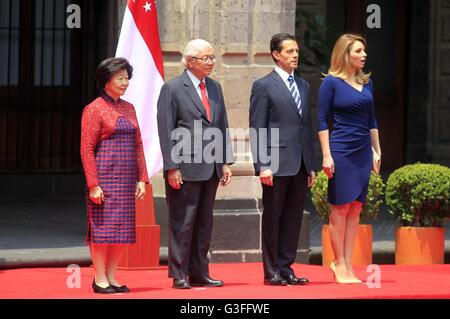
[157,39,233,289]
[249,33,316,286]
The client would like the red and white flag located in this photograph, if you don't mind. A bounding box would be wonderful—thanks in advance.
[116,0,164,177]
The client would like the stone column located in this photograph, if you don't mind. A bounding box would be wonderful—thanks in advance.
[150,0,309,263]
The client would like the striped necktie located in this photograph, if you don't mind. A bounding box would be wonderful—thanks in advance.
[287,75,302,116]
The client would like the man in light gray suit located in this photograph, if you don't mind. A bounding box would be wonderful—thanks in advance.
[157,39,233,289]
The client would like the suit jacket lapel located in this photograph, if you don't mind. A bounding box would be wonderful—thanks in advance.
[181,71,209,121]
[271,70,302,119]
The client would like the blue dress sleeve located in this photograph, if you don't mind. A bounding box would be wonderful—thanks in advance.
[367,78,378,129]
[317,76,335,132]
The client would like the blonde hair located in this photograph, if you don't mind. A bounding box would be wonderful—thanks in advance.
[325,33,371,84]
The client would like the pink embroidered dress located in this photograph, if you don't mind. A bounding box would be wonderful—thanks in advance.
[80,92,149,244]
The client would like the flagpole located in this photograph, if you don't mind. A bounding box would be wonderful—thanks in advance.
[116,0,164,270]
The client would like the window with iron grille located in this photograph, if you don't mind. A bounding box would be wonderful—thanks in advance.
[0,0,20,86]
[34,0,72,86]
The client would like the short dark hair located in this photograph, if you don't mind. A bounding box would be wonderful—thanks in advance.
[270,33,298,62]
[95,57,133,89]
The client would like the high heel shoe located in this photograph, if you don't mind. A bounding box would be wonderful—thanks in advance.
[347,271,363,284]
[350,278,363,284]
[92,280,116,294]
[330,261,337,281]
[111,284,130,293]
[330,262,354,284]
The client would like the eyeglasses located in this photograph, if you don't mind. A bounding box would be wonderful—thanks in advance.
[190,55,217,63]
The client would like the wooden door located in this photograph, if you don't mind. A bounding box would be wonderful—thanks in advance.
[0,0,96,173]
[345,0,408,170]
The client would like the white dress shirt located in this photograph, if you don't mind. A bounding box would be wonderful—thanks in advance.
[186,69,209,99]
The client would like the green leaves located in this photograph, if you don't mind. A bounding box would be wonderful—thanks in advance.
[363,172,384,220]
[311,171,331,221]
[311,171,384,222]
[385,163,450,227]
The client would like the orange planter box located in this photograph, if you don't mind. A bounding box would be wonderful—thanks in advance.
[322,224,373,266]
[119,184,161,270]
[119,225,160,270]
[395,226,445,265]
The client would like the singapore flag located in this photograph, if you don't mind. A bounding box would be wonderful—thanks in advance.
[116,0,164,177]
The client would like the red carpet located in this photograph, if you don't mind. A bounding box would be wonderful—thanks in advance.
[1,263,449,299]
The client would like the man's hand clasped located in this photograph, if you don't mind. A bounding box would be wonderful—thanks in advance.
[168,168,183,190]
[169,165,232,189]
[220,164,232,186]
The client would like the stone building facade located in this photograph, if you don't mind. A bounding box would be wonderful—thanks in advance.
[128,0,449,262]
[0,0,448,263]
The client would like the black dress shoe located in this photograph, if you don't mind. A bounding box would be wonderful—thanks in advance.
[264,274,288,286]
[189,276,224,287]
[111,284,130,293]
[173,279,191,289]
[281,274,309,286]
[92,280,117,294]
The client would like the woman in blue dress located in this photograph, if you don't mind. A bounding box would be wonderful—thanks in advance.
[317,34,381,284]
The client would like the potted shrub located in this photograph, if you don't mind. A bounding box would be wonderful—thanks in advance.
[386,163,450,264]
[311,170,384,266]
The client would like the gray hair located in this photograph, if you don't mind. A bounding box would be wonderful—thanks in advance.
[181,39,214,67]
